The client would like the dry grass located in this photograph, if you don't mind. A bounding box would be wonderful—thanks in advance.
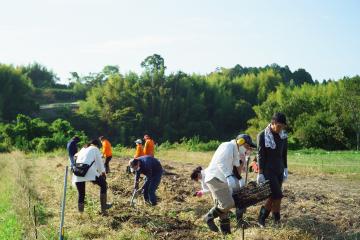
[1,149,360,239]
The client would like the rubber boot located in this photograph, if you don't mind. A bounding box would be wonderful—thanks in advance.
[272,212,280,224]
[258,206,270,228]
[78,203,84,213]
[220,218,231,235]
[100,193,112,215]
[204,207,222,232]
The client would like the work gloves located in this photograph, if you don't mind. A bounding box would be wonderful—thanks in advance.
[283,168,289,181]
[195,190,204,197]
[239,178,245,188]
[257,173,265,184]
[226,175,238,195]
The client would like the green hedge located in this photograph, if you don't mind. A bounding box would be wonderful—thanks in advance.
[0,114,87,152]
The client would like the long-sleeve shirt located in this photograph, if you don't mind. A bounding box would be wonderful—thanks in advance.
[72,146,105,184]
[200,170,210,193]
[101,139,112,157]
[143,139,155,157]
[204,140,241,183]
[134,155,163,187]
[134,144,144,158]
[257,130,288,175]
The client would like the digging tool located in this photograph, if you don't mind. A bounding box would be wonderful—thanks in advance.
[130,183,144,207]
[241,155,250,240]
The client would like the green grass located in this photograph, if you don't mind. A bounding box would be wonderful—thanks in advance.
[0,161,23,239]
[0,191,23,240]
[288,150,360,175]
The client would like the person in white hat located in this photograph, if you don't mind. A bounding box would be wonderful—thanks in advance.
[134,139,144,158]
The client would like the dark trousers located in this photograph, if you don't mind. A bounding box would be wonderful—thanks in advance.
[143,170,163,206]
[264,171,283,200]
[104,156,112,173]
[75,175,107,204]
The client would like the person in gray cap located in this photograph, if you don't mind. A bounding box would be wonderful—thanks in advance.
[134,138,144,158]
[256,112,288,227]
[203,134,256,235]
[129,155,163,206]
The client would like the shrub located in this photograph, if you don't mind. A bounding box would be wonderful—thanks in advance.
[33,137,57,152]
[158,140,176,150]
[179,136,220,151]
[195,140,221,151]
[0,114,88,152]
[0,143,10,153]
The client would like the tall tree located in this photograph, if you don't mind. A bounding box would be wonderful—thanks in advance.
[0,64,38,121]
[338,76,360,150]
[141,54,166,76]
[19,62,58,88]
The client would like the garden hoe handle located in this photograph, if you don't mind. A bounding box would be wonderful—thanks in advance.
[130,183,144,207]
[242,155,251,240]
[245,155,250,185]
[130,188,137,207]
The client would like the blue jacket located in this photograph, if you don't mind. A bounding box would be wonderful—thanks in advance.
[134,156,163,185]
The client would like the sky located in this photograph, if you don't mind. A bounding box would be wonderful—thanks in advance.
[0,0,359,83]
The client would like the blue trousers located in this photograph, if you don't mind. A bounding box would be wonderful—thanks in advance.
[143,170,163,206]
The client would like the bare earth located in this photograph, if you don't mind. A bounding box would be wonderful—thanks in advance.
[26,154,360,240]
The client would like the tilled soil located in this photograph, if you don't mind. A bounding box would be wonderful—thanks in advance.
[105,157,360,240]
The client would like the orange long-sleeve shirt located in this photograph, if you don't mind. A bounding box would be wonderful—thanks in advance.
[143,139,154,157]
[134,144,144,158]
[101,139,112,157]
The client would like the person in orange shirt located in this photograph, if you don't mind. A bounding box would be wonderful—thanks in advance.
[143,134,155,157]
[134,139,144,158]
[99,136,113,173]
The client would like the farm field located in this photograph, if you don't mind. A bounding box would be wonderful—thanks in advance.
[0,149,359,240]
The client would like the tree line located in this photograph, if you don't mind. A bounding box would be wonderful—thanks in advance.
[0,55,359,151]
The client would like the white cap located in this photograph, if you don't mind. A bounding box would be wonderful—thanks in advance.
[135,139,142,144]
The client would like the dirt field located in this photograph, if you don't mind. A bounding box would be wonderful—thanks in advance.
[4,152,360,240]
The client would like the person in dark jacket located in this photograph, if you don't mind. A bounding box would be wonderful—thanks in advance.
[256,112,288,227]
[67,136,80,167]
[129,156,163,206]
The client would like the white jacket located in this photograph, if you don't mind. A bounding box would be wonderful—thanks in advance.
[72,146,105,184]
[200,170,210,193]
[205,140,240,183]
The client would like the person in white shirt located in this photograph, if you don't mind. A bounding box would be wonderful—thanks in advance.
[190,166,210,197]
[72,139,111,215]
[203,134,256,234]
[191,166,247,196]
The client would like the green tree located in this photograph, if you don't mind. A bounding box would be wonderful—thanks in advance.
[337,76,360,150]
[141,54,166,76]
[292,68,313,85]
[0,64,38,121]
[19,62,58,88]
